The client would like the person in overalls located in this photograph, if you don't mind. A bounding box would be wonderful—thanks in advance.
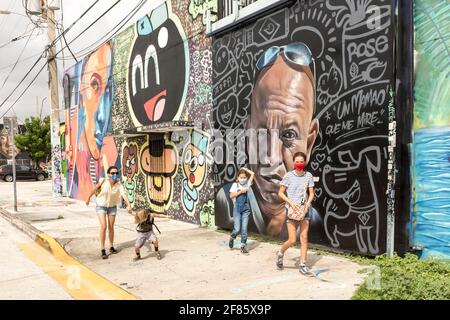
[229,167,255,254]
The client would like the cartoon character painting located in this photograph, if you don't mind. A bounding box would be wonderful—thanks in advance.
[182,130,210,216]
[122,142,139,205]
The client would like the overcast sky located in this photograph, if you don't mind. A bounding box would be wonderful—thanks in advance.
[0,0,165,124]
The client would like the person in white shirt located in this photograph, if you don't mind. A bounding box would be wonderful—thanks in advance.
[229,167,255,254]
[86,166,132,259]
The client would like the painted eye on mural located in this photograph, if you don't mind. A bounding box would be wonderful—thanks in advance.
[189,157,198,171]
[130,157,136,165]
[184,149,192,164]
[281,129,298,147]
[126,159,131,167]
[90,73,102,94]
[198,154,205,166]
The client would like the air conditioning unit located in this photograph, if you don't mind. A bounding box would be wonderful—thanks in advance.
[26,0,43,15]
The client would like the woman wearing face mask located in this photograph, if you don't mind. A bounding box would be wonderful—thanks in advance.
[276,152,315,276]
[229,167,255,254]
[86,166,132,259]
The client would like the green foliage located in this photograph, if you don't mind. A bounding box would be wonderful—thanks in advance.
[14,116,51,164]
[351,253,450,300]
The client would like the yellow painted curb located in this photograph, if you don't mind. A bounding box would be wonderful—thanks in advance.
[19,233,138,300]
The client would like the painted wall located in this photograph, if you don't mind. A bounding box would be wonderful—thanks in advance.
[62,1,215,226]
[212,0,396,254]
[412,0,450,259]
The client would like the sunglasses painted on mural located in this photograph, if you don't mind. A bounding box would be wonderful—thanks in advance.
[256,42,317,111]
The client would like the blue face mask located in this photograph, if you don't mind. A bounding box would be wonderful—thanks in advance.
[111,174,119,181]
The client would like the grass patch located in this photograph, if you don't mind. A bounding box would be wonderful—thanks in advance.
[351,253,450,300]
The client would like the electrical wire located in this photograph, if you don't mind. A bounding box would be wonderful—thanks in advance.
[0,0,123,118]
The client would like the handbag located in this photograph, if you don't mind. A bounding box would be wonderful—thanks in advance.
[286,179,309,221]
[287,203,308,221]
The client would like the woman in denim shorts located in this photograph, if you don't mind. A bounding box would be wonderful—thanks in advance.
[86,166,132,259]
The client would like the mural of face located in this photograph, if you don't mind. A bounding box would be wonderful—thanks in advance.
[0,129,19,158]
[139,136,178,212]
[79,42,113,160]
[247,53,319,235]
[122,143,139,183]
[127,3,188,126]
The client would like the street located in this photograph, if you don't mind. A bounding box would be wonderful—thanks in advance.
[0,180,367,300]
[0,214,72,300]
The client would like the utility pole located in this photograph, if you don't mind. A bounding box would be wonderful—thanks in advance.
[42,2,63,197]
[4,116,18,212]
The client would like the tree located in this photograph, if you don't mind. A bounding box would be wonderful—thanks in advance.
[14,116,51,166]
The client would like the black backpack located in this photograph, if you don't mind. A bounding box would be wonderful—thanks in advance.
[136,215,161,234]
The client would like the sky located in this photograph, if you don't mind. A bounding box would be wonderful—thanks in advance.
[0,0,165,124]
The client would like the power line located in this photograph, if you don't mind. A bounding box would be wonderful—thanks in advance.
[0,27,37,92]
[0,0,123,118]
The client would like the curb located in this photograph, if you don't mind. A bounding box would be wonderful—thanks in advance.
[0,207,138,300]
[0,207,40,240]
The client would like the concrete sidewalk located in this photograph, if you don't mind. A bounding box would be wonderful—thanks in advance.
[0,180,367,299]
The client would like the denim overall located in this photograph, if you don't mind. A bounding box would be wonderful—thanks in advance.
[230,185,251,247]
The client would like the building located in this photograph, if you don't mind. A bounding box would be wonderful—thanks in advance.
[61,0,449,259]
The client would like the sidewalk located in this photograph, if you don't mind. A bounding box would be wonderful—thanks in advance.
[0,180,368,299]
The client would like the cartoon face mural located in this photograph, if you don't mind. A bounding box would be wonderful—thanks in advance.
[122,142,139,204]
[139,134,178,213]
[63,41,119,201]
[127,2,189,126]
[181,130,210,215]
[213,0,395,254]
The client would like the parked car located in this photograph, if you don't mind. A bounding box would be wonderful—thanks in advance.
[0,165,48,182]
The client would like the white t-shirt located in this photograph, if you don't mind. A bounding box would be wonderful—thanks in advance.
[96,178,126,207]
[229,181,252,204]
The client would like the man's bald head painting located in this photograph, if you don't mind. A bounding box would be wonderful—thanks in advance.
[246,42,319,237]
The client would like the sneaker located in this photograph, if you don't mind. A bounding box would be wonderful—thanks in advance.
[229,237,234,249]
[299,264,314,277]
[109,247,118,254]
[156,251,161,260]
[101,249,108,260]
[276,252,283,269]
[240,246,249,255]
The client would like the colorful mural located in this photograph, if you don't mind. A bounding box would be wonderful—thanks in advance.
[121,142,139,205]
[63,41,119,201]
[126,2,189,127]
[412,0,450,259]
[62,1,214,225]
[213,0,395,255]
[181,129,211,216]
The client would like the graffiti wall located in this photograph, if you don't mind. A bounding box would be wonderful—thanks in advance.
[213,0,395,254]
[63,41,119,201]
[412,0,450,258]
[63,1,215,225]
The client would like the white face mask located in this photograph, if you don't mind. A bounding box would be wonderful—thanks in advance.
[239,178,248,185]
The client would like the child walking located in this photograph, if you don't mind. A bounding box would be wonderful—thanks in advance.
[128,209,161,261]
[229,167,255,254]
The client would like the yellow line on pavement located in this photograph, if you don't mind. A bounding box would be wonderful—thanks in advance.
[19,233,137,300]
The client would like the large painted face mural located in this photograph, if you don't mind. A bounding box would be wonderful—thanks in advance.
[127,3,189,126]
[0,129,20,159]
[246,44,319,236]
[63,41,118,201]
[213,0,394,255]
